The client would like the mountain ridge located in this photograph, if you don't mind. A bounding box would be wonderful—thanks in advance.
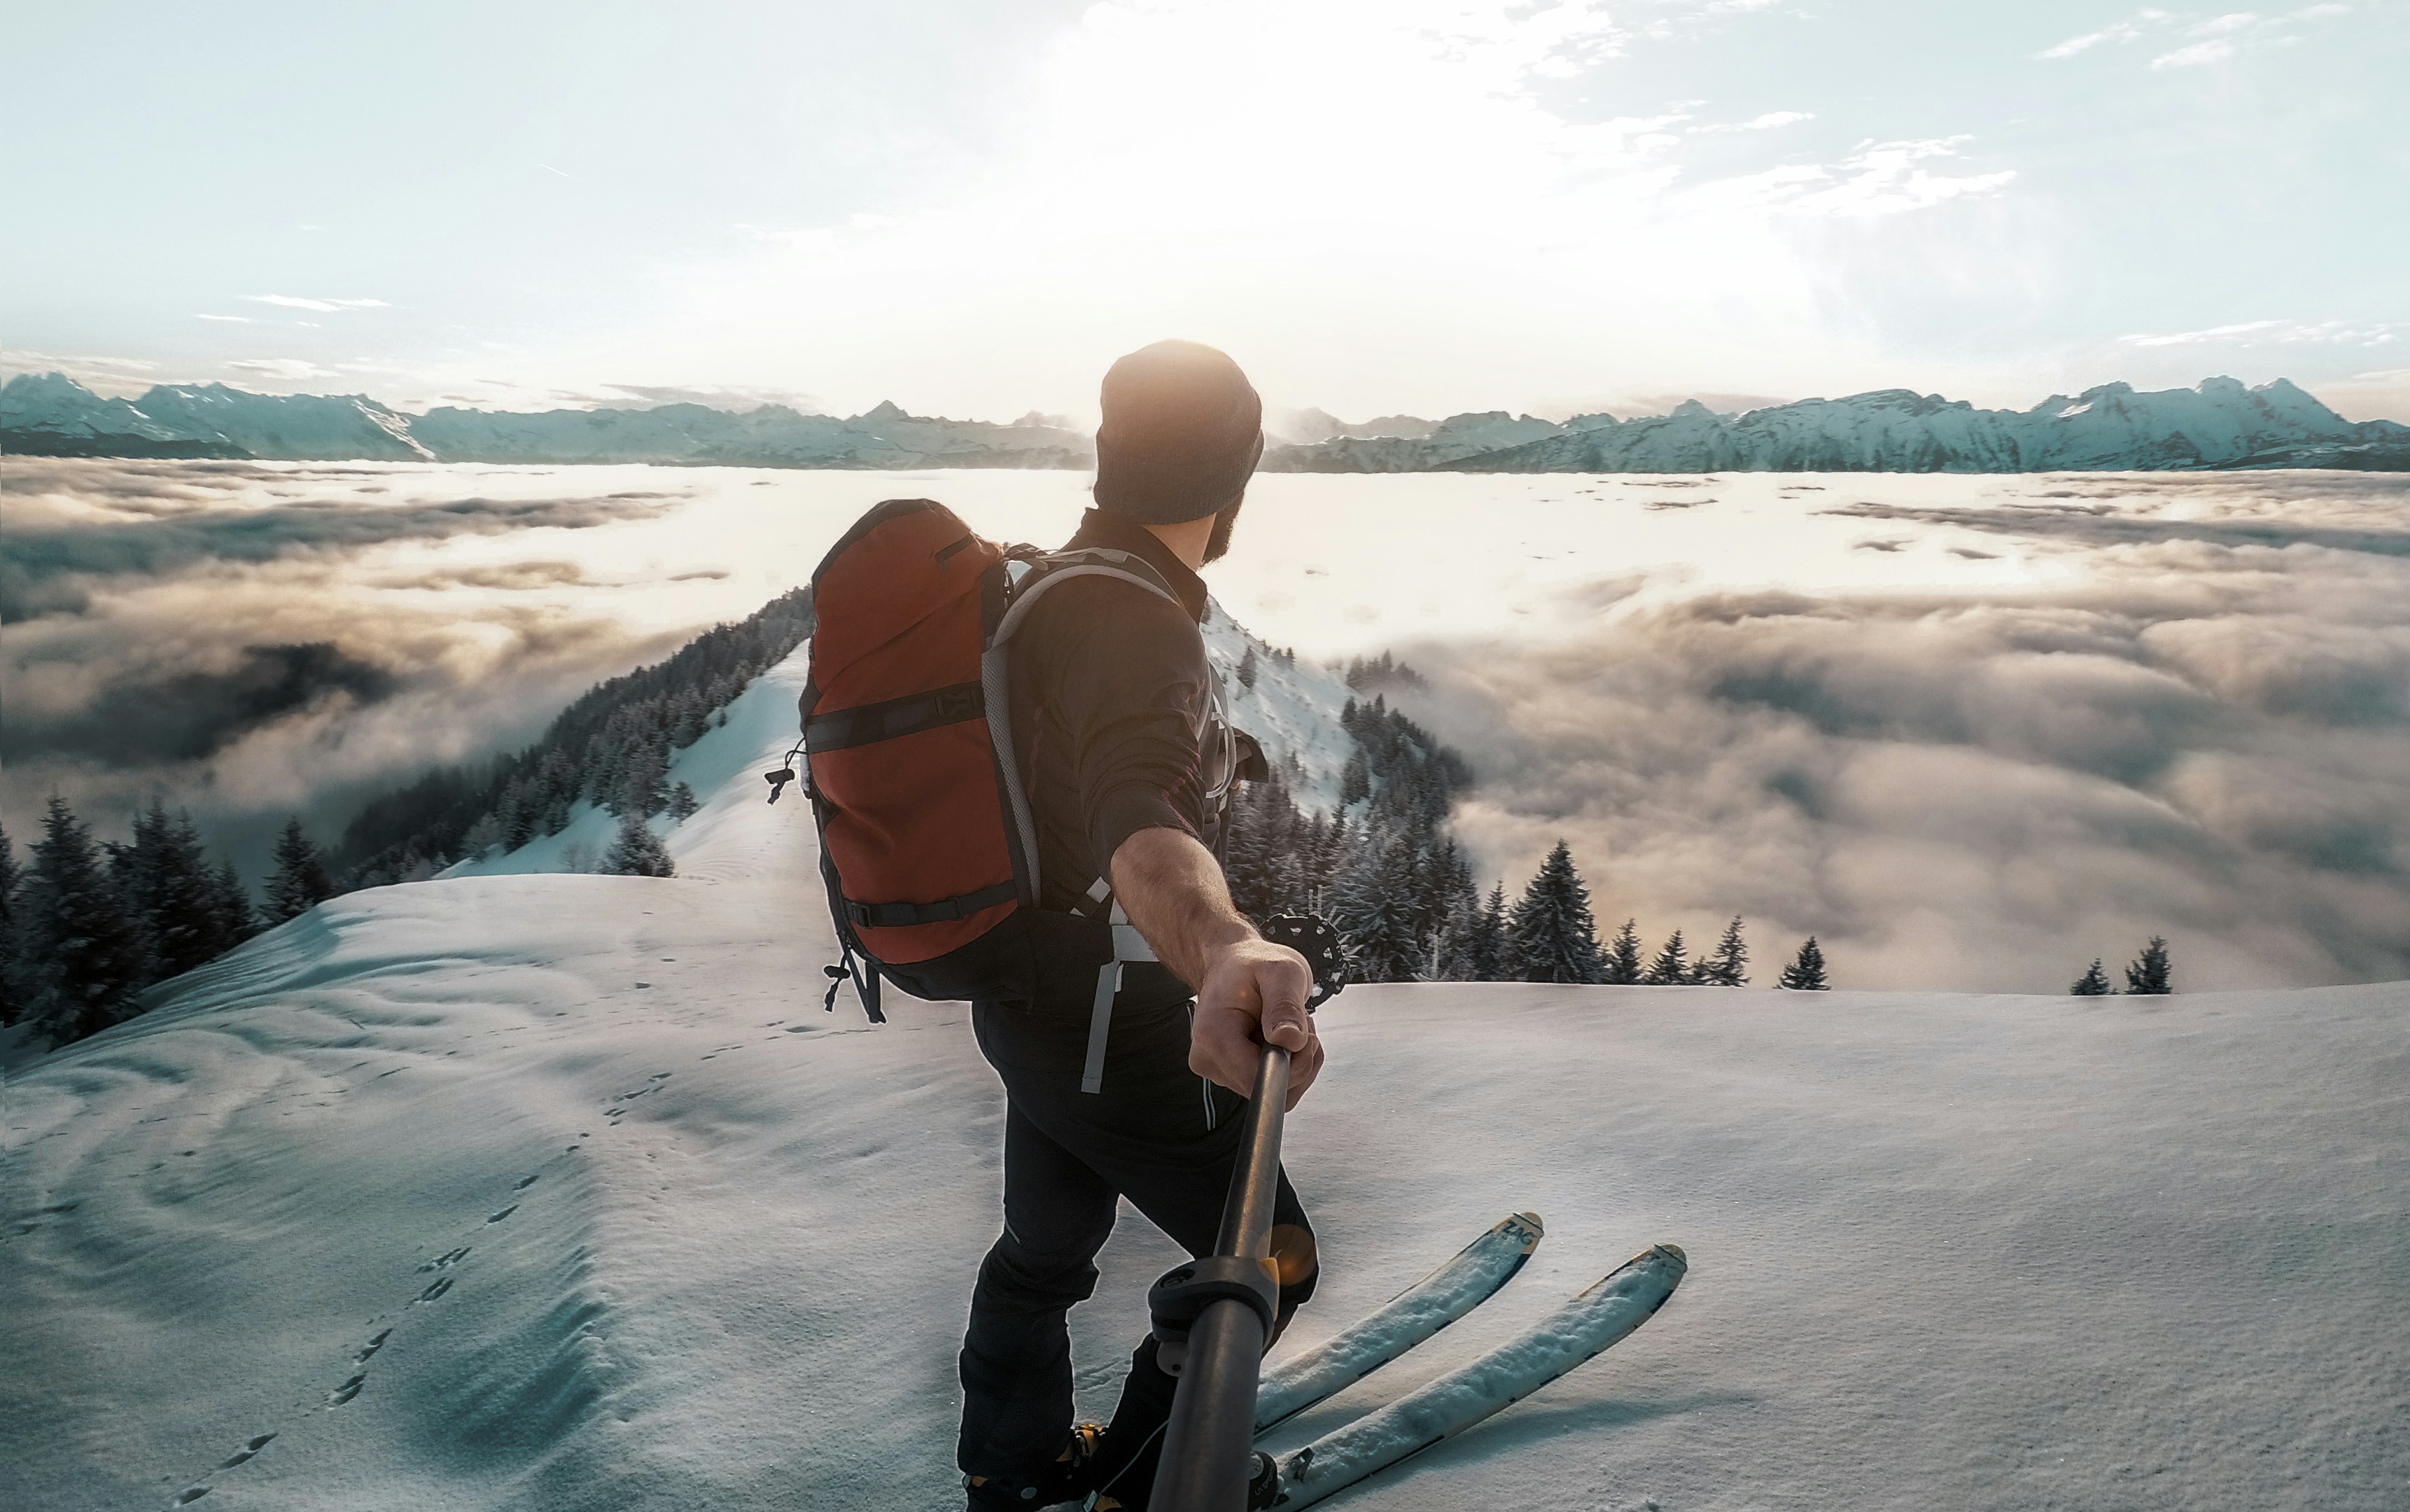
[6,370,2404,472]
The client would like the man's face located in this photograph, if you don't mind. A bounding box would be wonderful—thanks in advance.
[1203,492,1246,565]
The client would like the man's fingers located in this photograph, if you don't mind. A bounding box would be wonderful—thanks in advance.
[1256,957,1312,1051]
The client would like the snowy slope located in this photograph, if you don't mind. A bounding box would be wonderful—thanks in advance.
[6,643,2408,1512]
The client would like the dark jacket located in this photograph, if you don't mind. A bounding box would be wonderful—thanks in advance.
[1006,510,1221,933]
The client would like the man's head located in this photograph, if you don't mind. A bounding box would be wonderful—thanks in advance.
[1092,340,1262,565]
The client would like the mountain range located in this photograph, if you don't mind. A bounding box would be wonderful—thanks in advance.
[5,370,2404,473]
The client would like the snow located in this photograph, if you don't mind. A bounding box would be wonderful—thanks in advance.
[6,641,2409,1511]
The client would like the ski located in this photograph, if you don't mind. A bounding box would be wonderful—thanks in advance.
[1263,1242,1688,1508]
[1254,1211,1546,1436]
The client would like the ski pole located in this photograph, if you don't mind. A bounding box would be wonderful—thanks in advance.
[1149,1040,1291,1512]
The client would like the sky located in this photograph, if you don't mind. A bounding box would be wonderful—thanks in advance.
[5,0,2407,422]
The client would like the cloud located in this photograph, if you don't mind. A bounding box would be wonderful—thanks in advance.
[195,314,253,324]
[598,382,827,413]
[3,642,400,766]
[2038,5,2347,66]
[2152,38,2239,66]
[244,295,391,314]
[1392,473,2410,993]
[0,350,162,397]
[224,358,344,382]
[0,462,698,884]
[0,477,672,622]
[1695,110,1815,133]
[2120,318,2400,348]
[1705,136,2018,218]
[2038,15,2163,59]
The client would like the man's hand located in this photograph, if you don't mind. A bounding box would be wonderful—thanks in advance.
[1191,937,1324,1110]
[1109,826,1328,1110]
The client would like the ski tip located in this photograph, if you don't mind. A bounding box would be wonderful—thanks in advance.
[1504,1210,1544,1241]
[1649,1241,1688,1272]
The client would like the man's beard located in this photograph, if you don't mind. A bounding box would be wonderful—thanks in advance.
[1204,493,1245,564]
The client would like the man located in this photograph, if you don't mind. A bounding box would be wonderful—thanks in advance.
[958,340,1326,1511]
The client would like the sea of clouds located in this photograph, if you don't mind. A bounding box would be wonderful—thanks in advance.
[3,460,2403,993]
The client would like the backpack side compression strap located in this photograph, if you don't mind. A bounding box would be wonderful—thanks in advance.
[806,681,983,752]
[840,879,1018,930]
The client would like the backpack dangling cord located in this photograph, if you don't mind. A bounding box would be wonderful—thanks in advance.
[823,944,885,1023]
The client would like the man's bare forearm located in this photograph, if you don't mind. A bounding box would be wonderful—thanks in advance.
[1110,824,1324,1104]
[1108,825,1255,988]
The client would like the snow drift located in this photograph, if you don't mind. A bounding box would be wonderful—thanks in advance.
[5,645,2407,1511]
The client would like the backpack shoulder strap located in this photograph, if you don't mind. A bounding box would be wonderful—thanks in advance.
[979,547,1188,906]
[986,547,1182,650]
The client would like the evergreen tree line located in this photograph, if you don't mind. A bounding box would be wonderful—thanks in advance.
[335,587,811,886]
[1226,669,2158,1000]
[2070,937,2173,996]
[1221,694,1831,988]
[0,801,331,1044]
[1231,642,1297,692]
[1343,650,1428,692]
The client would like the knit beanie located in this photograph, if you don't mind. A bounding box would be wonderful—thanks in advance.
[1091,340,1264,525]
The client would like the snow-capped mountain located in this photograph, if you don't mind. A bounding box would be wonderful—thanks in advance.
[7,371,2403,471]
[1265,377,2410,474]
[0,375,1091,470]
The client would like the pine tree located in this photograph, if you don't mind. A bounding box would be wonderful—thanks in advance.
[1338,753,1371,807]
[0,819,24,1027]
[1235,644,1259,691]
[603,811,675,877]
[120,801,231,982]
[1508,841,1603,983]
[2124,937,2172,995]
[209,858,258,947]
[1601,918,1644,985]
[265,818,337,925]
[1460,883,1511,981]
[1332,827,1424,982]
[24,797,150,1042]
[1643,929,1690,986]
[1777,936,1829,990]
[666,781,701,821]
[2070,959,2113,995]
[1696,916,1749,986]
[613,736,671,818]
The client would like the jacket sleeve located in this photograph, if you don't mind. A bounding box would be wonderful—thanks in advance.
[1036,578,1211,876]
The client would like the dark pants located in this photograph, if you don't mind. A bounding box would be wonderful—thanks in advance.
[960,985,1317,1500]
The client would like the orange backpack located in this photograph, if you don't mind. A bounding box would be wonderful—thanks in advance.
[771,498,1235,1035]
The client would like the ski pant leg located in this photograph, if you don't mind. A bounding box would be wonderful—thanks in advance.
[971,993,1318,1504]
[958,1097,1121,1479]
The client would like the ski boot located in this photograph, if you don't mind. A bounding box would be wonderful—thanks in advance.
[964,1423,1105,1510]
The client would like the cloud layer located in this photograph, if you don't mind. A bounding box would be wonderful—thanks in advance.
[1401,475,2410,992]
[1,461,692,881]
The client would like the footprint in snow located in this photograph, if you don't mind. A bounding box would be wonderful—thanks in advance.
[354,1330,391,1364]
[218,1433,276,1469]
[486,1205,517,1224]
[328,1373,365,1406]
[172,1485,212,1505]
[418,1246,470,1273]
[416,1277,454,1303]
[515,1173,540,1189]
